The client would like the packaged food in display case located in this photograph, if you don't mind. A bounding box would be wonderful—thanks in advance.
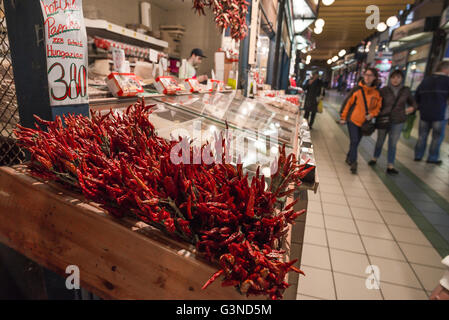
[112,48,126,72]
[300,136,313,149]
[299,131,313,148]
[155,76,182,95]
[299,147,316,184]
[184,78,201,93]
[300,118,309,131]
[106,72,144,97]
[207,79,224,92]
[298,119,313,148]
[284,95,300,106]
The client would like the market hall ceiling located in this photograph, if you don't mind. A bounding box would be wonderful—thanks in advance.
[309,0,412,60]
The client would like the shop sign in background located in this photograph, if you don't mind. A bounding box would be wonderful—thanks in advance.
[40,0,89,107]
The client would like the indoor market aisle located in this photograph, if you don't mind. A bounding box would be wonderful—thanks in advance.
[296,91,449,300]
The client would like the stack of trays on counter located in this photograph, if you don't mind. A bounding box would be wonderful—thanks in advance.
[298,117,316,184]
[299,147,316,184]
[299,117,313,148]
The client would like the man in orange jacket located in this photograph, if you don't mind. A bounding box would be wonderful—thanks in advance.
[340,68,382,174]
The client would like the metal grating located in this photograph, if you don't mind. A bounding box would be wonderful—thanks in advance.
[0,1,25,166]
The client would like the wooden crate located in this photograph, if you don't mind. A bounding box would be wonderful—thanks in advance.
[0,165,264,300]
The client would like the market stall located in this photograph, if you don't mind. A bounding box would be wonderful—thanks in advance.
[89,91,318,299]
[389,16,440,92]
[0,0,318,301]
[0,88,318,300]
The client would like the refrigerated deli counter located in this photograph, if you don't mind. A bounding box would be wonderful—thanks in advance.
[0,90,318,300]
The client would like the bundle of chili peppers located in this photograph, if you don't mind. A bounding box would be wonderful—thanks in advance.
[189,0,249,40]
[14,101,314,299]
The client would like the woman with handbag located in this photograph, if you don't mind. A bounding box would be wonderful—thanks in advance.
[340,68,382,174]
[368,70,417,175]
[304,71,324,129]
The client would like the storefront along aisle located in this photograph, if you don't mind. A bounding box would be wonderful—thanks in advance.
[296,92,448,300]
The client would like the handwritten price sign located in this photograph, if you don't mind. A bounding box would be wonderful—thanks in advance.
[40,0,89,106]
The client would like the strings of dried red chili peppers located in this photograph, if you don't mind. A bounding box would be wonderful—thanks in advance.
[190,0,249,40]
[14,101,314,299]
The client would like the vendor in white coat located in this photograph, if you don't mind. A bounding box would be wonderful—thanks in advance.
[178,48,208,83]
[430,256,449,300]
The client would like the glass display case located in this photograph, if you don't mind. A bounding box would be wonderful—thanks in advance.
[24,92,316,300]
[91,91,316,189]
[98,98,294,183]
[152,92,299,148]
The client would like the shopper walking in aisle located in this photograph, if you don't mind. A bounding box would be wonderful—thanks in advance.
[340,68,382,174]
[414,61,449,165]
[369,70,417,175]
[337,74,343,92]
[303,71,324,130]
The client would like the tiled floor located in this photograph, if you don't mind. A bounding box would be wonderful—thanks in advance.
[296,92,449,300]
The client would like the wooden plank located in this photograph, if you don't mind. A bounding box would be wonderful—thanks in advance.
[0,166,258,300]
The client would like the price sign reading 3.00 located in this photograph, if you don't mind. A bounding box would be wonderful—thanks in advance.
[48,62,87,101]
[40,0,89,107]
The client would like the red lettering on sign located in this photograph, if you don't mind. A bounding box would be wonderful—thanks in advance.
[67,39,83,47]
[47,45,84,59]
[44,16,81,38]
[41,0,78,16]
[52,37,64,44]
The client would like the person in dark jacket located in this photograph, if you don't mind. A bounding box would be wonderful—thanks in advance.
[303,71,323,129]
[369,70,417,174]
[414,61,449,165]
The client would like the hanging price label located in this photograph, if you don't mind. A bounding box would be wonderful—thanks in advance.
[149,49,158,63]
[40,0,89,106]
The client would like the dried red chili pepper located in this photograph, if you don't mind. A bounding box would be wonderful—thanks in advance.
[14,100,315,300]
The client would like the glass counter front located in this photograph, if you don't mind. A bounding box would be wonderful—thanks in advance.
[152,92,299,148]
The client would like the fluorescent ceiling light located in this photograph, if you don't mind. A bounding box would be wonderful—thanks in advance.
[297,43,307,51]
[315,18,325,28]
[338,49,346,57]
[322,0,335,5]
[377,22,387,32]
[332,56,338,62]
[327,59,332,64]
[295,35,307,44]
[314,27,323,34]
[293,0,314,18]
[294,19,314,34]
[386,16,399,27]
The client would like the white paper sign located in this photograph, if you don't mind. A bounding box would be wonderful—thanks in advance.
[160,57,168,71]
[40,0,89,106]
[149,49,158,63]
[112,48,126,72]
